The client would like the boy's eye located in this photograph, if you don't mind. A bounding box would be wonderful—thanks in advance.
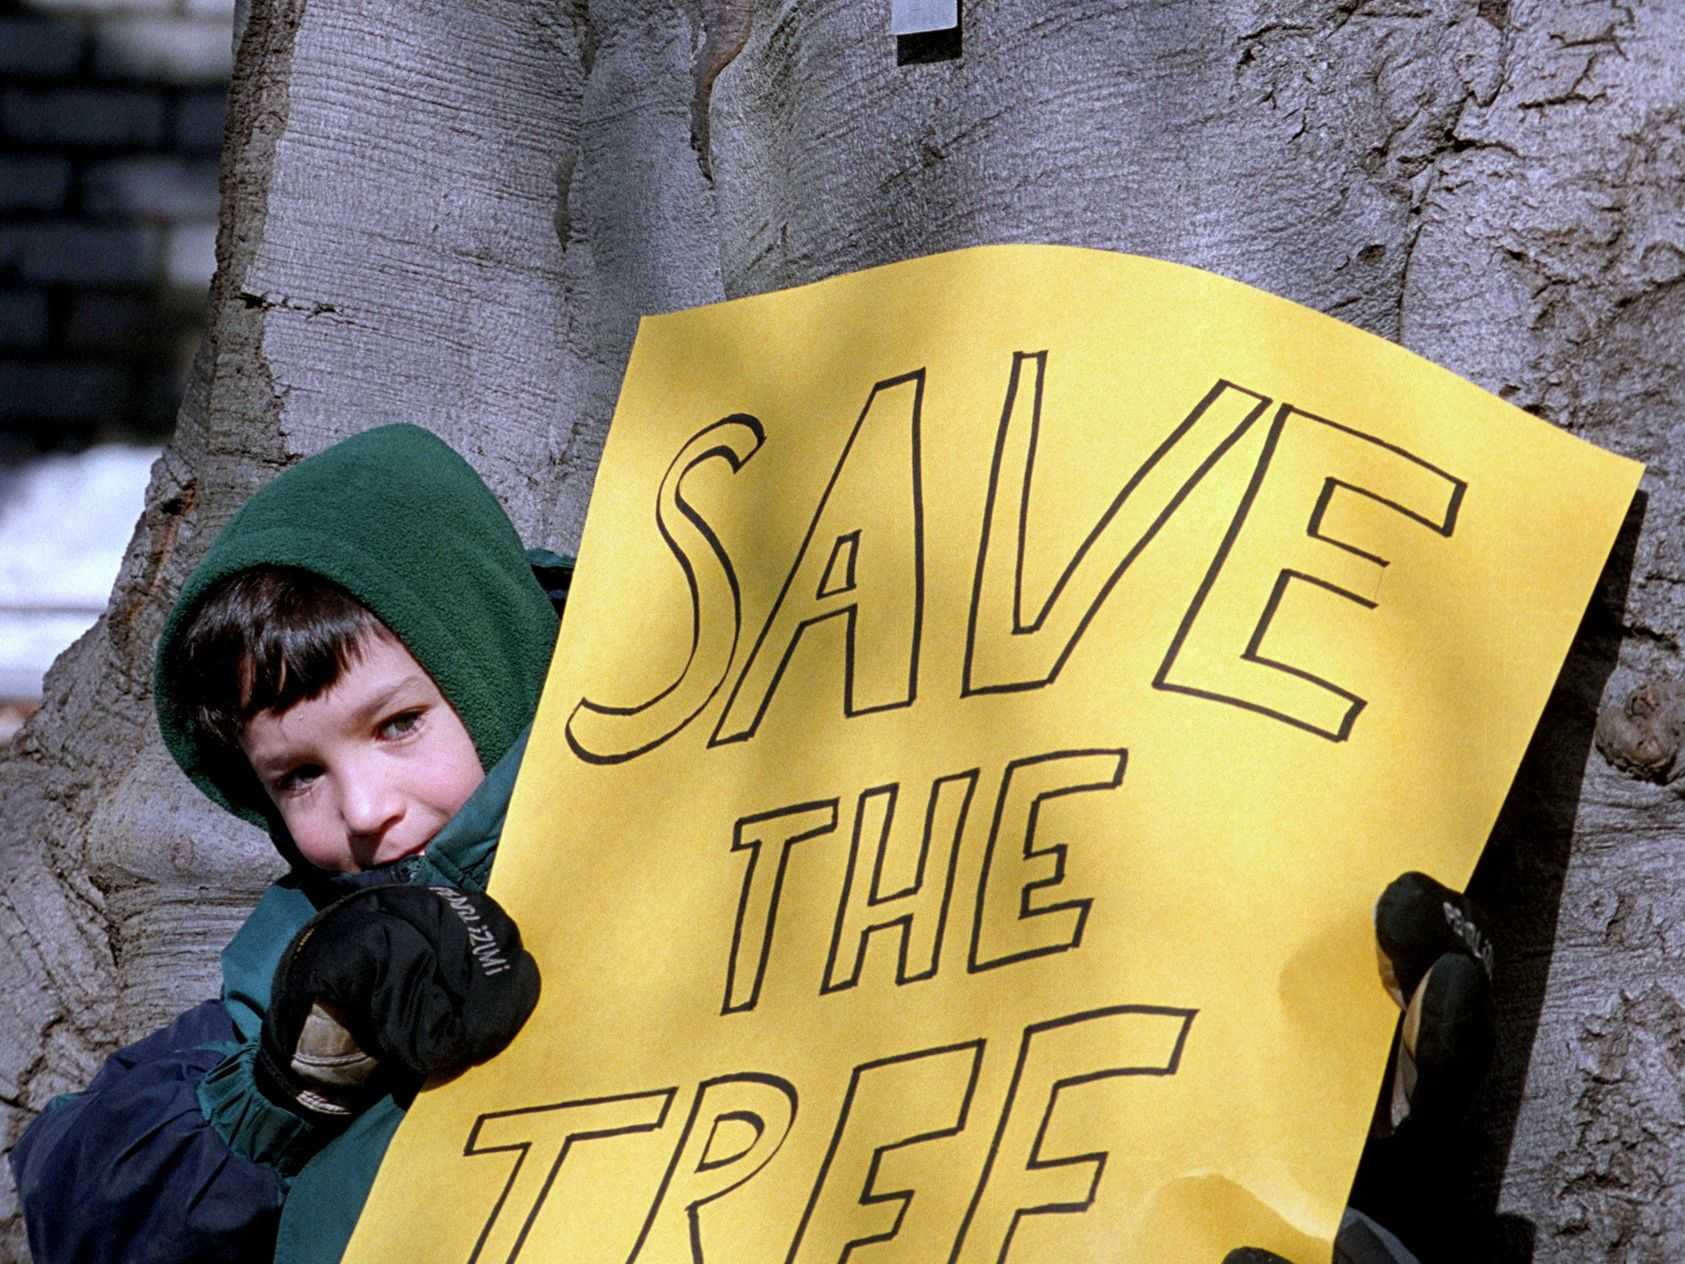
[380,709,425,739]
[275,765,322,795]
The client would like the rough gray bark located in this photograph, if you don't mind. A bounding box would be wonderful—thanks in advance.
[1,1,1681,1260]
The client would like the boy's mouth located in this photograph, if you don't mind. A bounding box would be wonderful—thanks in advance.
[388,836,434,865]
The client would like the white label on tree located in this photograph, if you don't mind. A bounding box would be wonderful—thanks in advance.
[891,0,958,35]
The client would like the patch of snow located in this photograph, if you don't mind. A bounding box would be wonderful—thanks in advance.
[0,445,158,700]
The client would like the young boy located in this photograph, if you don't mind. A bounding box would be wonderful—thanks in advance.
[11,423,567,1263]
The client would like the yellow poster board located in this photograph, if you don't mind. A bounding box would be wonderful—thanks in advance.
[348,245,1640,1262]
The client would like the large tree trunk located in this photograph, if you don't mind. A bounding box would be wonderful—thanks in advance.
[3,1,1681,1260]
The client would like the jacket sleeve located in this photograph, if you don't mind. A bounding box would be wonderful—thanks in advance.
[11,882,337,1264]
[11,1000,285,1264]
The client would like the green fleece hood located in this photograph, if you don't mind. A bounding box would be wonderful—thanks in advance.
[154,425,559,861]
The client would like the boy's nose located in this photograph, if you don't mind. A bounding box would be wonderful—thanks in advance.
[340,768,404,841]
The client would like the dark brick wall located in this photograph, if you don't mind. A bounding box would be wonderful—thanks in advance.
[0,0,233,459]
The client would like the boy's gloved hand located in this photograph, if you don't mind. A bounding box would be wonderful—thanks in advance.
[1372,871,1495,1135]
[1222,884,1484,1264]
[1223,1206,1429,1263]
[255,884,540,1120]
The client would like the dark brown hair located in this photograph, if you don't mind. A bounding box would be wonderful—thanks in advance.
[175,566,383,758]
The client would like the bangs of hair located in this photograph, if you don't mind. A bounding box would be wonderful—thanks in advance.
[177,567,382,754]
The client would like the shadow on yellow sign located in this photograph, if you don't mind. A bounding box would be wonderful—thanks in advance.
[347,245,1640,1262]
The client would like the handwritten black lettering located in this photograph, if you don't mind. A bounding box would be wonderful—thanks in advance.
[821,771,978,996]
[723,802,838,1015]
[952,1004,1196,1263]
[969,750,1128,975]
[463,1089,675,1263]
[632,1073,799,1262]
[566,415,764,764]
[1155,403,1466,740]
[714,371,927,747]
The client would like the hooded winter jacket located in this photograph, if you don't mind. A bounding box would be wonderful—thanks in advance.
[12,425,565,1264]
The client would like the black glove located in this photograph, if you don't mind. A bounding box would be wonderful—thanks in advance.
[1226,1208,1426,1263]
[255,884,541,1120]
[1372,871,1494,1134]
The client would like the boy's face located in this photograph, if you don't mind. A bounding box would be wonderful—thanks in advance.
[238,631,485,872]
